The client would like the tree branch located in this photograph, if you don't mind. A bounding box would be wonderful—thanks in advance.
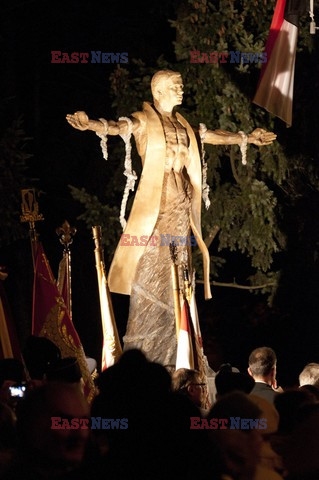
[196,279,276,290]
[204,225,220,249]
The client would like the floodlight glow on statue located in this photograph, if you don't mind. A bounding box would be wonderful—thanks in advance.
[66,70,276,366]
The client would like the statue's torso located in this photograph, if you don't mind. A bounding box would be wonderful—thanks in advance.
[159,113,190,173]
[158,113,191,204]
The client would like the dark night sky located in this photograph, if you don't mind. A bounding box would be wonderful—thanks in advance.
[1,0,319,384]
[0,0,177,365]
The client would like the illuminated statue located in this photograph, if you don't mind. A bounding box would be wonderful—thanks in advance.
[66,70,276,365]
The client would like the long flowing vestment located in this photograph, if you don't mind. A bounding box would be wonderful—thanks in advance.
[108,103,211,365]
[124,169,191,365]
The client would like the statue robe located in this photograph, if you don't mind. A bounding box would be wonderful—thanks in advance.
[108,102,211,301]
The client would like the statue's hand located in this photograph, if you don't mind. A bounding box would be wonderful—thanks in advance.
[66,111,90,131]
[250,128,277,146]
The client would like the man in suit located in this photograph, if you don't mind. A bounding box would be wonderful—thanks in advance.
[248,346,281,404]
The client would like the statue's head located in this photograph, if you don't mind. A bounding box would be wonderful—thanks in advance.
[151,70,183,110]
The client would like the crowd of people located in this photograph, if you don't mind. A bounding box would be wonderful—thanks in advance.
[1,340,319,480]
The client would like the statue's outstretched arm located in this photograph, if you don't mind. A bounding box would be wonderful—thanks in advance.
[66,111,139,136]
[203,128,276,147]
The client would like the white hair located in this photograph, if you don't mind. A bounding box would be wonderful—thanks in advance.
[299,363,319,386]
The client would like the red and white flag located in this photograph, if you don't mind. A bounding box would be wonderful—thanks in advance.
[253,0,307,127]
[175,298,194,370]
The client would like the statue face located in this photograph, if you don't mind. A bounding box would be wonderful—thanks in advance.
[156,75,184,110]
[167,76,184,105]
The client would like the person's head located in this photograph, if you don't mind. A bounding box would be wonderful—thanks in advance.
[209,391,262,424]
[207,429,257,480]
[45,356,85,397]
[249,394,279,434]
[23,336,61,380]
[283,404,319,478]
[208,391,264,455]
[151,70,183,111]
[215,363,255,399]
[299,362,319,387]
[248,347,277,385]
[274,388,315,434]
[16,381,90,467]
[46,357,82,383]
[172,368,206,408]
[299,384,319,401]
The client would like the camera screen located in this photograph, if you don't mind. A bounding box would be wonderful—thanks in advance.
[9,385,26,398]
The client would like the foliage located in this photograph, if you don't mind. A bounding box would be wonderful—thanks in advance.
[0,116,33,247]
[70,0,313,300]
[68,186,121,262]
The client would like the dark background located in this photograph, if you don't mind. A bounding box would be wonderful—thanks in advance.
[1,0,319,386]
[0,0,177,365]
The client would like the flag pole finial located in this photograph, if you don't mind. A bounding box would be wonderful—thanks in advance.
[56,220,76,319]
[20,188,44,269]
[56,220,77,249]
